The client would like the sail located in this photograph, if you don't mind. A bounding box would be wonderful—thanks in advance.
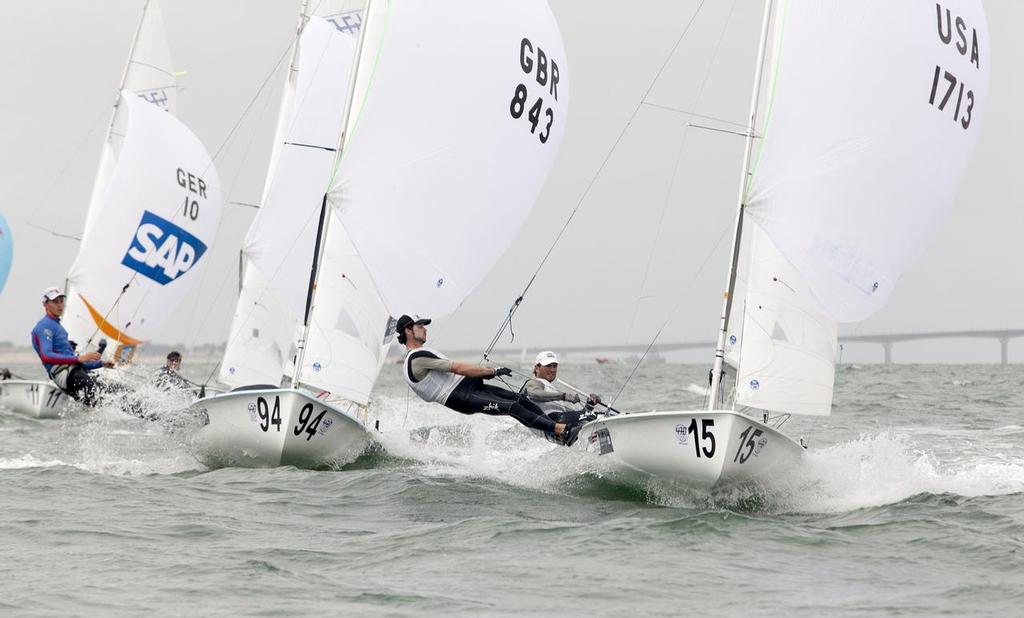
[0,212,11,294]
[745,1,989,322]
[64,92,222,347]
[219,264,296,388]
[297,212,393,404]
[734,222,837,416]
[218,16,359,387]
[81,0,178,247]
[327,0,571,317]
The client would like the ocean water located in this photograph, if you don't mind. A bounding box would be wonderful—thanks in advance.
[0,360,1022,616]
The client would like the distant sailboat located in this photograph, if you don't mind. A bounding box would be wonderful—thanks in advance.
[6,0,223,419]
[575,0,989,489]
[193,0,570,468]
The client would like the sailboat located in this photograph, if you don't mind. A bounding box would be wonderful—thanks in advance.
[192,0,570,468]
[574,0,989,490]
[5,0,223,419]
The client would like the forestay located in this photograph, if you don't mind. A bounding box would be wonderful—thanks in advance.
[65,93,222,347]
[219,15,359,388]
[744,1,989,322]
[327,0,570,317]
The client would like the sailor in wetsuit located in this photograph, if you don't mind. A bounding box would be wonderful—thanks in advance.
[398,315,582,445]
[31,286,113,406]
[521,350,601,425]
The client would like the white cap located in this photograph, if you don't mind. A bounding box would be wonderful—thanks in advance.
[535,350,558,366]
[42,286,65,301]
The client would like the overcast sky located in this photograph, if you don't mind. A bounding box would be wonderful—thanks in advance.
[1,1,1021,363]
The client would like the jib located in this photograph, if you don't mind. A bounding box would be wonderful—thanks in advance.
[121,210,208,285]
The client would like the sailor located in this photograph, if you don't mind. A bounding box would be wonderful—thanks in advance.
[154,351,190,390]
[521,350,602,423]
[31,286,113,406]
[398,314,582,445]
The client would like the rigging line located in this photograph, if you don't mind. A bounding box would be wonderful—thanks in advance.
[481,0,710,357]
[626,0,740,342]
[608,219,734,410]
[22,222,81,241]
[639,102,748,129]
[25,104,109,231]
[687,123,755,138]
[222,74,277,218]
[283,141,338,152]
[228,201,261,209]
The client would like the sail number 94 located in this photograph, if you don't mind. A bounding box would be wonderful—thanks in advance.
[252,396,328,441]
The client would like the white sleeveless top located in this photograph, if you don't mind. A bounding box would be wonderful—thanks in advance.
[403,347,464,405]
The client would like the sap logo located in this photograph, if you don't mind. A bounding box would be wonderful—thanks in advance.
[121,210,207,285]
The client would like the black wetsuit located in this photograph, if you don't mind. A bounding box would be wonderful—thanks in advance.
[444,378,558,433]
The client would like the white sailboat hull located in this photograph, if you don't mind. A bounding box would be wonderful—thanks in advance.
[191,388,372,468]
[577,410,804,490]
[0,380,72,419]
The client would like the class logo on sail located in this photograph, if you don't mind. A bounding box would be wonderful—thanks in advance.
[121,210,207,285]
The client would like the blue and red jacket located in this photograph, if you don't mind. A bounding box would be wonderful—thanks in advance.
[31,314,102,376]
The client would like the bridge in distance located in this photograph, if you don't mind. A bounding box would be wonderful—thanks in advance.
[471,329,1024,365]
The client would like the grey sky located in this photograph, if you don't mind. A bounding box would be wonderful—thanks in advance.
[1,1,1020,364]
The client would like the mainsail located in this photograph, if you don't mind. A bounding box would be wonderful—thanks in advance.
[219,12,362,389]
[729,0,989,415]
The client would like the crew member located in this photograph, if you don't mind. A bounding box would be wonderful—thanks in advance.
[31,287,113,406]
[521,350,601,422]
[398,315,582,445]
[154,351,190,390]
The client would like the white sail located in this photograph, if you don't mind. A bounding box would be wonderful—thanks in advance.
[328,0,570,317]
[218,15,359,387]
[296,212,393,404]
[64,92,222,347]
[745,1,989,322]
[219,265,296,388]
[734,222,837,416]
[81,0,178,247]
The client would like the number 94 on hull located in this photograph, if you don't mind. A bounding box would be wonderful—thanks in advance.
[577,409,805,490]
[190,388,372,469]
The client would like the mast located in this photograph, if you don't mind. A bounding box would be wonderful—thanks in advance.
[102,0,151,149]
[707,0,775,409]
[292,0,374,389]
